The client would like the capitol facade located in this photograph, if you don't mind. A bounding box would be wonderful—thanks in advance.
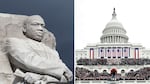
[75,8,150,84]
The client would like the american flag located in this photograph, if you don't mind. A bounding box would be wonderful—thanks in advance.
[123,47,129,57]
[116,47,122,57]
[99,47,105,57]
[134,48,139,59]
[90,48,94,59]
[112,47,116,57]
[106,47,111,57]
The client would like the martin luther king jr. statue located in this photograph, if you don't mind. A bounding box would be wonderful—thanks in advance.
[3,15,72,84]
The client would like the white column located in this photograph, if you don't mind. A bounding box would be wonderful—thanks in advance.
[112,36,114,43]
[120,36,121,42]
[116,36,118,42]
[118,36,119,42]
[109,36,111,43]
[118,36,120,42]
[107,37,108,43]
[115,36,116,43]
[103,38,104,42]
[120,37,122,43]
[110,36,112,42]
[116,36,117,43]
[117,36,118,42]
[108,37,109,43]
[103,38,105,42]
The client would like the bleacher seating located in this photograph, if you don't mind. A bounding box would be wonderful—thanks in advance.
[76,67,150,80]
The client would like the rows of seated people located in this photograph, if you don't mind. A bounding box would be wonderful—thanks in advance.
[77,59,107,65]
[76,67,150,80]
[77,58,150,65]
[120,59,150,65]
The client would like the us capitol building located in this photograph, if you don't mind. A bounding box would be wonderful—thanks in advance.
[75,8,150,84]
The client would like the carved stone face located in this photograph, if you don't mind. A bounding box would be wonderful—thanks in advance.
[24,15,45,42]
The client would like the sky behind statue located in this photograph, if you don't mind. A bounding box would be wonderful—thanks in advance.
[0,0,74,81]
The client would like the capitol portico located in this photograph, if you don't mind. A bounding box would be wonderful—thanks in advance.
[76,8,150,60]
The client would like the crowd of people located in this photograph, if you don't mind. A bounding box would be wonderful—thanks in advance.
[125,67,150,80]
[120,59,150,65]
[77,58,150,65]
[77,59,107,65]
[76,67,150,80]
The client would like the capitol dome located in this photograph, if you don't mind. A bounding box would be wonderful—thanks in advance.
[105,16,123,29]
[100,8,129,43]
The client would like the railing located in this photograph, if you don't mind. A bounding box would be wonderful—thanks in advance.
[47,81,71,84]
[75,80,150,84]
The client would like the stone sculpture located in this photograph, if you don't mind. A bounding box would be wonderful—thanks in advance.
[0,13,72,84]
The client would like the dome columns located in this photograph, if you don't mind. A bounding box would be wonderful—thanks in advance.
[101,35,128,43]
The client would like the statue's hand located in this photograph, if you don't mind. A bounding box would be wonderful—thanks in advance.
[24,72,42,83]
[24,73,36,83]
[63,71,73,81]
